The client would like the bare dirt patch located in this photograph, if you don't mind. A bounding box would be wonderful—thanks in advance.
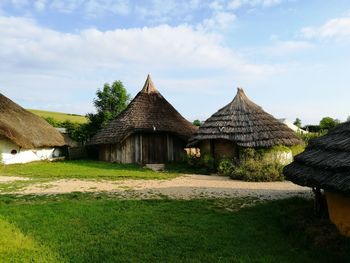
[16,175,312,200]
[0,176,30,183]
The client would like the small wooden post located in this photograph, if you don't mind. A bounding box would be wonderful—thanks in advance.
[313,187,328,218]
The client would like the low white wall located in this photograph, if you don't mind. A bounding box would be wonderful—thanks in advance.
[264,150,293,165]
[0,139,57,165]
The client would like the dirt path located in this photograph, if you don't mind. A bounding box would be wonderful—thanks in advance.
[0,176,30,182]
[2,175,312,200]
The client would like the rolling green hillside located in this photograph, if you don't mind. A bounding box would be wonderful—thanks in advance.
[28,109,88,124]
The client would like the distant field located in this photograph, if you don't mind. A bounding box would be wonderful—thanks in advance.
[29,109,87,123]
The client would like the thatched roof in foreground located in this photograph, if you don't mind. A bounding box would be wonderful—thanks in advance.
[90,75,197,145]
[284,122,350,194]
[0,93,65,149]
[189,88,301,147]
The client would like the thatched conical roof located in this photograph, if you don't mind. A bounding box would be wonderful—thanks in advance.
[90,75,197,145]
[0,93,65,149]
[189,88,301,147]
[284,122,350,194]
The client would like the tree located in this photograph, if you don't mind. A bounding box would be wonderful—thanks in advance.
[347,116,350,122]
[193,120,202,127]
[319,117,340,131]
[293,118,302,128]
[86,81,131,138]
[44,117,59,127]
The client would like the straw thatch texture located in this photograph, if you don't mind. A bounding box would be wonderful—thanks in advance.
[188,88,301,147]
[284,122,350,194]
[90,75,197,145]
[0,93,65,149]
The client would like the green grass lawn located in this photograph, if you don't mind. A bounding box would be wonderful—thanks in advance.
[0,160,178,180]
[0,195,348,263]
[28,109,87,124]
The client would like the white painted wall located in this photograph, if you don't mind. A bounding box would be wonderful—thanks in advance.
[0,138,59,165]
[279,119,308,134]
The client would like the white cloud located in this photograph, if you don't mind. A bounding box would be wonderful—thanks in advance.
[83,0,131,17]
[0,15,275,73]
[0,15,279,114]
[48,0,131,16]
[134,0,203,24]
[301,17,350,41]
[227,0,282,10]
[34,0,46,11]
[48,0,80,13]
[9,0,29,8]
[209,1,224,11]
[199,11,236,31]
[264,40,313,56]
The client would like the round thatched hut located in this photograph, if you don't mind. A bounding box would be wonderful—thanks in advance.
[90,75,197,164]
[188,88,301,161]
[0,93,66,164]
[284,122,350,237]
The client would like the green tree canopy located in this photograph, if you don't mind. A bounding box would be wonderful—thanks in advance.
[86,81,131,138]
[319,117,340,131]
[193,120,202,127]
[293,118,302,128]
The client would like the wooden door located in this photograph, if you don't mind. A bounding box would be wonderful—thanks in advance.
[142,133,167,164]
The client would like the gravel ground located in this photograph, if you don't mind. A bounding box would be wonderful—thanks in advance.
[3,174,313,200]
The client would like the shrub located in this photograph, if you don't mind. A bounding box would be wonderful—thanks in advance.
[181,154,202,168]
[231,159,284,182]
[217,158,235,176]
[200,153,215,172]
[228,147,287,182]
[172,154,212,175]
[290,144,306,157]
[44,117,89,144]
[297,131,323,144]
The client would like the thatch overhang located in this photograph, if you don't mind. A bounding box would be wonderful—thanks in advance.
[284,122,350,195]
[0,93,66,149]
[188,88,301,148]
[90,75,198,145]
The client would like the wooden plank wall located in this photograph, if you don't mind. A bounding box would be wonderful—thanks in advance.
[98,133,187,164]
[173,136,186,162]
[200,139,238,160]
[68,147,87,160]
[214,139,236,159]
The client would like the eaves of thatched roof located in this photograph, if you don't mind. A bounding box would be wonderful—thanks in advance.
[90,75,197,145]
[0,93,66,149]
[188,88,301,148]
[284,122,350,194]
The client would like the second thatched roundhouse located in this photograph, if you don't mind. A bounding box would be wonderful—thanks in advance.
[0,93,66,164]
[188,88,301,161]
[90,75,197,164]
[284,122,350,236]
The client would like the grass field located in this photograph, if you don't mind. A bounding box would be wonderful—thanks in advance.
[28,109,87,123]
[0,195,348,263]
[0,160,178,180]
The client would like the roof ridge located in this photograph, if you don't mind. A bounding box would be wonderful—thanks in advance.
[227,87,261,112]
[141,74,159,94]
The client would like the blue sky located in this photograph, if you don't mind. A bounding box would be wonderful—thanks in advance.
[0,0,350,125]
